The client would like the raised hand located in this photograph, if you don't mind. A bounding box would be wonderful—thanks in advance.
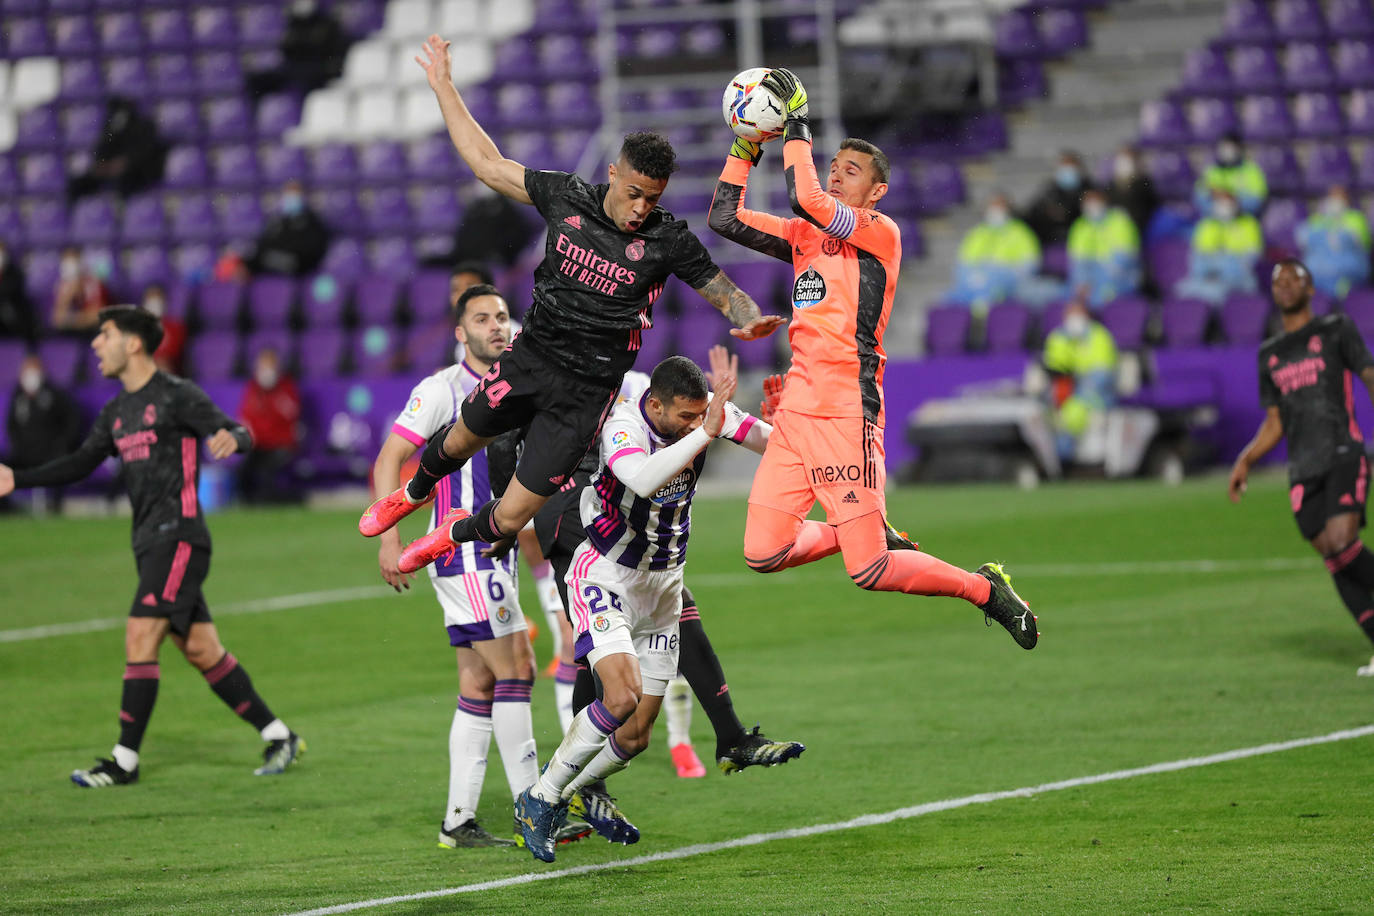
[760,374,785,422]
[729,314,787,341]
[759,68,809,121]
[415,33,453,93]
[729,136,763,164]
[207,429,239,459]
[706,344,739,392]
[704,371,738,438]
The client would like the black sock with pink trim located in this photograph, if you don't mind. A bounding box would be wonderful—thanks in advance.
[449,498,506,544]
[118,661,160,752]
[571,662,596,716]
[1326,541,1374,644]
[406,424,466,502]
[202,652,276,731]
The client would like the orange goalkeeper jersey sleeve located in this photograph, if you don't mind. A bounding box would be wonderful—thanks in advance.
[709,140,901,426]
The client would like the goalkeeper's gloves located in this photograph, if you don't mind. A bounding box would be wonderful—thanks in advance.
[729,135,763,165]
[759,67,809,123]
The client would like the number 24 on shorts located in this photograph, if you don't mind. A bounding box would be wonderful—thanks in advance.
[582,584,622,614]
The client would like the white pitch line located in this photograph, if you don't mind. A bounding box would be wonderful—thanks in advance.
[0,558,1313,644]
[282,723,1374,916]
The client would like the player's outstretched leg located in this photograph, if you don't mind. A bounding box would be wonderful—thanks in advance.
[360,425,468,536]
[567,781,640,845]
[515,779,571,863]
[398,508,471,574]
[359,485,432,537]
[976,563,1039,650]
[717,725,807,775]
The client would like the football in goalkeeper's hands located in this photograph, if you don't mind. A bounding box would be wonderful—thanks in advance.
[722,68,787,144]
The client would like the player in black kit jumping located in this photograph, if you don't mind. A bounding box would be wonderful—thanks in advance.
[0,307,304,785]
[1229,259,1374,676]
[358,33,785,569]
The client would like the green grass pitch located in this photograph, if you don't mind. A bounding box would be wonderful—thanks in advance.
[2,471,1373,914]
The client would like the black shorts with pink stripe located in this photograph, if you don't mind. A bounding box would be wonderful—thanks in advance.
[1291,453,1369,541]
[131,541,212,636]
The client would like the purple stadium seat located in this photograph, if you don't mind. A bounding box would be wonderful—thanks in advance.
[212,145,261,192]
[368,238,416,277]
[1357,143,1374,190]
[245,276,296,329]
[333,0,386,38]
[309,144,359,188]
[408,134,457,181]
[1139,99,1190,147]
[925,305,972,355]
[1144,149,1196,200]
[358,140,407,187]
[1336,41,1374,90]
[1239,94,1295,142]
[1274,0,1329,41]
[315,190,365,236]
[23,250,60,304]
[995,9,1043,58]
[24,200,69,248]
[1292,92,1346,137]
[0,203,21,244]
[405,270,453,326]
[170,194,218,244]
[1303,143,1355,193]
[61,102,104,151]
[1039,9,1088,56]
[354,276,402,327]
[684,22,727,57]
[171,243,216,283]
[403,324,455,375]
[219,194,264,241]
[297,327,349,380]
[59,59,104,102]
[1220,292,1271,343]
[98,11,142,55]
[188,332,240,382]
[631,26,678,60]
[911,161,966,215]
[105,56,152,98]
[145,9,191,52]
[152,55,197,99]
[351,324,401,377]
[38,337,87,387]
[1100,295,1151,350]
[124,245,172,290]
[13,105,61,154]
[69,196,117,245]
[363,188,412,237]
[494,84,547,129]
[546,83,599,128]
[985,302,1033,352]
[244,330,294,370]
[204,96,253,142]
[255,92,302,137]
[6,18,53,57]
[1252,145,1302,196]
[164,146,210,190]
[192,7,237,50]
[1179,47,1233,97]
[537,34,594,78]
[1351,89,1374,138]
[194,281,244,332]
[1284,42,1336,92]
[1148,238,1191,294]
[1159,298,1211,347]
[999,59,1048,106]
[1188,97,1239,143]
[1220,0,1276,46]
[238,5,286,49]
[413,185,459,235]
[260,146,308,187]
[0,158,15,199]
[1344,287,1374,338]
[154,98,202,143]
[1330,0,1374,38]
[53,15,99,56]
[197,53,244,98]
[301,274,350,329]
[319,238,367,282]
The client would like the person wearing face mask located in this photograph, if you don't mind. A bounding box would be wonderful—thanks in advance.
[0,240,37,342]
[52,246,111,332]
[1107,145,1159,238]
[1067,188,1142,307]
[245,0,349,100]
[1042,300,1118,462]
[946,192,1042,310]
[1193,132,1267,216]
[142,283,186,375]
[1175,189,1264,305]
[65,96,167,203]
[5,354,82,513]
[236,348,302,504]
[1024,151,1093,248]
[1297,185,1371,299]
[245,180,331,277]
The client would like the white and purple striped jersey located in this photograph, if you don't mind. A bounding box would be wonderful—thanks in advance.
[580,390,761,571]
[392,362,517,580]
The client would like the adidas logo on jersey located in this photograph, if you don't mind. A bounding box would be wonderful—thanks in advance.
[564,215,582,229]
[842,490,859,504]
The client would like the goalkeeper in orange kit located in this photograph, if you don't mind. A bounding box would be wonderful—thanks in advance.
[708,68,1038,649]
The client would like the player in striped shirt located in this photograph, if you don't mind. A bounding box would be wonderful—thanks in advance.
[709,69,1039,650]
[370,284,588,849]
[514,357,768,862]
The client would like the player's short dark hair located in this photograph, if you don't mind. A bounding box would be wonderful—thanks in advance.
[1273,257,1313,283]
[453,283,506,323]
[99,304,163,355]
[619,131,679,181]
[840,138,890,184]
[649,355,709,404]
[451,260,493,285]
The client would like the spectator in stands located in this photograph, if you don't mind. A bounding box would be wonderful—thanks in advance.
[246,181,331,277]
[51,247,111,333]
[237,348,302,505]
[1297,185,1372,300]
[65,96,167,202]
[452,188,538,268]
[6,353,82,513]
[1106,144,1159,238]
[245,0,348,100]
[1175,190,1263,305]
[1042,300,1118,462]
[142,284,186,376]
[1023,150,1094,248]
[1193,132,1266,216]
[0,240,36,342]
[1067,188,1141,307]
[945,192,1042,311]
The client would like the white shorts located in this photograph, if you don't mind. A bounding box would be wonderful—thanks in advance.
[431,568,527,648]
[565,540,683,696]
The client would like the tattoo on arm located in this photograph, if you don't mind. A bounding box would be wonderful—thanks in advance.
[698,270,763,328]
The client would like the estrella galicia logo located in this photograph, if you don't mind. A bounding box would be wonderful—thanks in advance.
[652,467,696,505]
[793,266,826,310]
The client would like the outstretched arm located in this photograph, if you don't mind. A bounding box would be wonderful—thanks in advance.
[694,269,786,341]
[708,156,794,263]
[7,418,113,492]
[1228,407,1283,503]
[372,432,421,592]
[416,34,531,204]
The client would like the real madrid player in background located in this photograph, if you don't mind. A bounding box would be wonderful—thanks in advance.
[0,306,303,786]
[709,69,1039,649]
[371,283,590,849]
[358,33,785,566]
[1230,258,1374,675]
[513,357,771,862]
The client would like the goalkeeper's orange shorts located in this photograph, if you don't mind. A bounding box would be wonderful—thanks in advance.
[747,409,886,525]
